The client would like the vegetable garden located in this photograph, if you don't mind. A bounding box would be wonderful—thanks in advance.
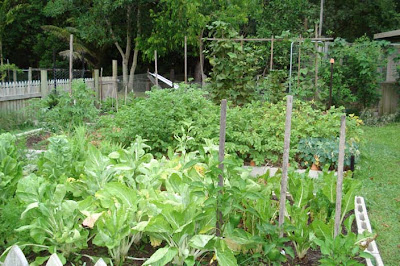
[0,1,398,265]
[0,80,383,266]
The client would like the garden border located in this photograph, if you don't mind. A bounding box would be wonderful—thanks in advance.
[355,196,384,266]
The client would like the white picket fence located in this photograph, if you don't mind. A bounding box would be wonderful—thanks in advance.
[1,245,107,266]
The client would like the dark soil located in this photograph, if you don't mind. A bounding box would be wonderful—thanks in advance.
[25,131,50,149]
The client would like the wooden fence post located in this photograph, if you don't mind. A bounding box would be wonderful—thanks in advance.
[184,36,187,84]
[69,34,73,95]
[334,115,346,237]
[94,69,99,101]
[278,95,293,236]
[216,99,227,237]
[154,50,158,87]
[112,60,118,111]
[40,70,49,98]
[28,67,32,94]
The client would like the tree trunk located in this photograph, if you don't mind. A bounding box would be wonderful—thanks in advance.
[122,57,129,88]
[128,43,139,91]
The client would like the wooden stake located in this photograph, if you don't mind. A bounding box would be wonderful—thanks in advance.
[99,67,103,106]
[69,34,73,95]
[297,36,302,89]
[154,50,158,87]
[334,115,346,237]
[270,36,274,71]
[112,60,118,111]
[184,36,187,84]
[278,95,293,236]
[216,99,227,237]
[28,67,32,94]
[199,32,204,87]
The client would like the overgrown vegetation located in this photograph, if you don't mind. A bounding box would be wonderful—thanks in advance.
[100,87,363,166]
[0,129,375,265]
[30,81,98,132]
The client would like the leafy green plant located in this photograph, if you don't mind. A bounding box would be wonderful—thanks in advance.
[360,109,399,126]
[30,81,98,132]
[297,137,360,169]
[313,215,373,265]
[205,21,264,105]
[16,175,88,263]
[320,37,390,110]
[0,133,23,202]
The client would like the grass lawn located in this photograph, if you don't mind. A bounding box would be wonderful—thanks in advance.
[355,123,400,265]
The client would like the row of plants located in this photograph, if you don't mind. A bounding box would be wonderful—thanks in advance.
[99,86,363,167]
[205,22,391,112]
[0,128,374,266]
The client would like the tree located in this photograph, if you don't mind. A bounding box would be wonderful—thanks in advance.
[0,0,24,66]
[75,0,153,91]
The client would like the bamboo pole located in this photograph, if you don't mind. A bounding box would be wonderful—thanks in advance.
[184,36,187,84]
[278,95,293,236]
[334,116,346,237]
[69,34,73,95]
[216,99,227,237]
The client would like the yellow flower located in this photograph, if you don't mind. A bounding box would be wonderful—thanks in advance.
[194,165,205,176]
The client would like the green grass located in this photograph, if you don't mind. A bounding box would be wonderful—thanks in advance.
[355,123,400,265]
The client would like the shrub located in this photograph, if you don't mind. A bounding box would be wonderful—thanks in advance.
[297,137,360,169]
[100,88,363,166]
[30,81,98,132]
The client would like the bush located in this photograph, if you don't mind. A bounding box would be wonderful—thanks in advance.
[297,137,360,169]
[100,88,363,166]
[30,81,98,132]
[359,109,399,126]
[320,37,390,110]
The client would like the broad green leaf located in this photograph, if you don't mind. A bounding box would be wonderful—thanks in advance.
[189,235,214,249]
[143,247,178,266]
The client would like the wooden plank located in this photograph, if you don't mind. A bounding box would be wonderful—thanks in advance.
[0,93,41,102]
[3,245,29,266]
[374,29,400,40]
[278,95,293,236]
[46,254,63,266]
[204,37,334,42]
[334,115,346,237]
[216,99,227,237]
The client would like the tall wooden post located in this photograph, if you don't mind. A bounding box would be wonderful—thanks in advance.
[184,36,188,83]
[40,70,49,98]
[329,58,334,109]
[216,99,227,236]
[278,95,293,236]
[199,35,204,87]
[154,50,158,87]
[297,37,302,89]
[28,67,32,94]
[69,34,73,94]
[270,36,274,71]
[334,116,346,237]
[112,60,118,111]
[94,69,100,101]
[319,0,324,37]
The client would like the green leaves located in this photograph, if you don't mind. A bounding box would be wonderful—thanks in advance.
[143,247,178,266]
